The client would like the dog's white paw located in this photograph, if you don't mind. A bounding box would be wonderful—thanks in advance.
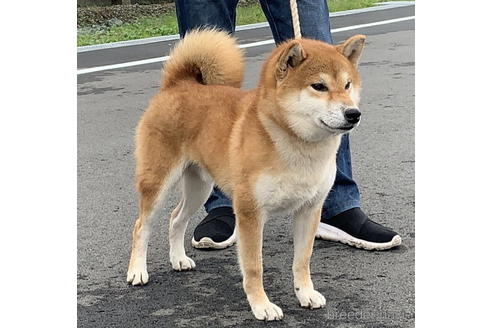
[251,301,284,321]
[170,255,196,271]
[126,265,149,286]
[296,288,326,309]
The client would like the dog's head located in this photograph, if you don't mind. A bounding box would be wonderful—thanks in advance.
[262,35,366,142]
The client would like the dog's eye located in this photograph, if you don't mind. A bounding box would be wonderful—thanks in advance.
[311,83,328,92]
[345,82,351,90]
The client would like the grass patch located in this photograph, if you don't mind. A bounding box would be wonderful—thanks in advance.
[77,0,402,46]
[236,3,268,26]
[329,0,389,12]
[78,14,178,46]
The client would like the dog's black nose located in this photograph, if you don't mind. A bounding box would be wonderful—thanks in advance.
[344,108,361,124]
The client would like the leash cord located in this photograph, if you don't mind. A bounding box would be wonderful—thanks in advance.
[289,0,302,39]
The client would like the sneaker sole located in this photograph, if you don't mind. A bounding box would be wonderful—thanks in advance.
[315,222,402,251]
[191,230,236,250]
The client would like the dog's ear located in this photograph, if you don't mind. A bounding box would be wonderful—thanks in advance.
[275,41,306,81]
[336,35,366,67]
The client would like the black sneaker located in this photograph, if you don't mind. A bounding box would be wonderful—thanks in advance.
[316,207,401,250]
[192,207,236,249]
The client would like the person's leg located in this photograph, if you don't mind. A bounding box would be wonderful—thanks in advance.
[175,0,239,37]
[174,0,237,249]
[259,0,332,44]
[204,188,232,212]
[259,0,401,249]
[321,135,360,217]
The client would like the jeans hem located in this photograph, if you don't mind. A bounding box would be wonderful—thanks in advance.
[204,202,233,213]
[322,201,360,221]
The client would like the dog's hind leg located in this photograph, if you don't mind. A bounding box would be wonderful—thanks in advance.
[169,165,213,271]
[127,130,186,285]
[127,162,185,285]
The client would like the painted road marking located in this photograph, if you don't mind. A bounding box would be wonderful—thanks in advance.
[77,16,415,75]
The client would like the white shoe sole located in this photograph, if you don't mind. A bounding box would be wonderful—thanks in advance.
[191,229,236,249]
[315,222,402,251]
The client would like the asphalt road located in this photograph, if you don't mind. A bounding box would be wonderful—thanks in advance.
[77,4,415,328]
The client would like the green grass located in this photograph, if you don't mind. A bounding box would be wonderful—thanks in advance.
[77,0,402,46]
[329,0,390,12]
[236,3,268,26]
[78,14,178,46]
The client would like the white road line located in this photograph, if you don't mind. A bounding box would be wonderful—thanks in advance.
[77,15,414,76]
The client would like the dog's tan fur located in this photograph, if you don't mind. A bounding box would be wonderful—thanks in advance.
[126,29,366,321]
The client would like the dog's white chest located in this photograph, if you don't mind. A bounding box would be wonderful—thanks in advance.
[254,161,336,215]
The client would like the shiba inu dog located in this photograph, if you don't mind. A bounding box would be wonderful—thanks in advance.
[126,29,365,321]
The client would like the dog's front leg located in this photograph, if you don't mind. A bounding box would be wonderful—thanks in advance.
[235,204,283,321]
[292,202,326,309]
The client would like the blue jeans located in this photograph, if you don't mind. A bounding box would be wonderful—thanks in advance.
[175,0,361,219]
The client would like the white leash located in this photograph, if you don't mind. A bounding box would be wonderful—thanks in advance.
[289,0,302,39]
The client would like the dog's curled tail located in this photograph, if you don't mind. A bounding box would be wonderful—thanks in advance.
[161,29,244,89]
